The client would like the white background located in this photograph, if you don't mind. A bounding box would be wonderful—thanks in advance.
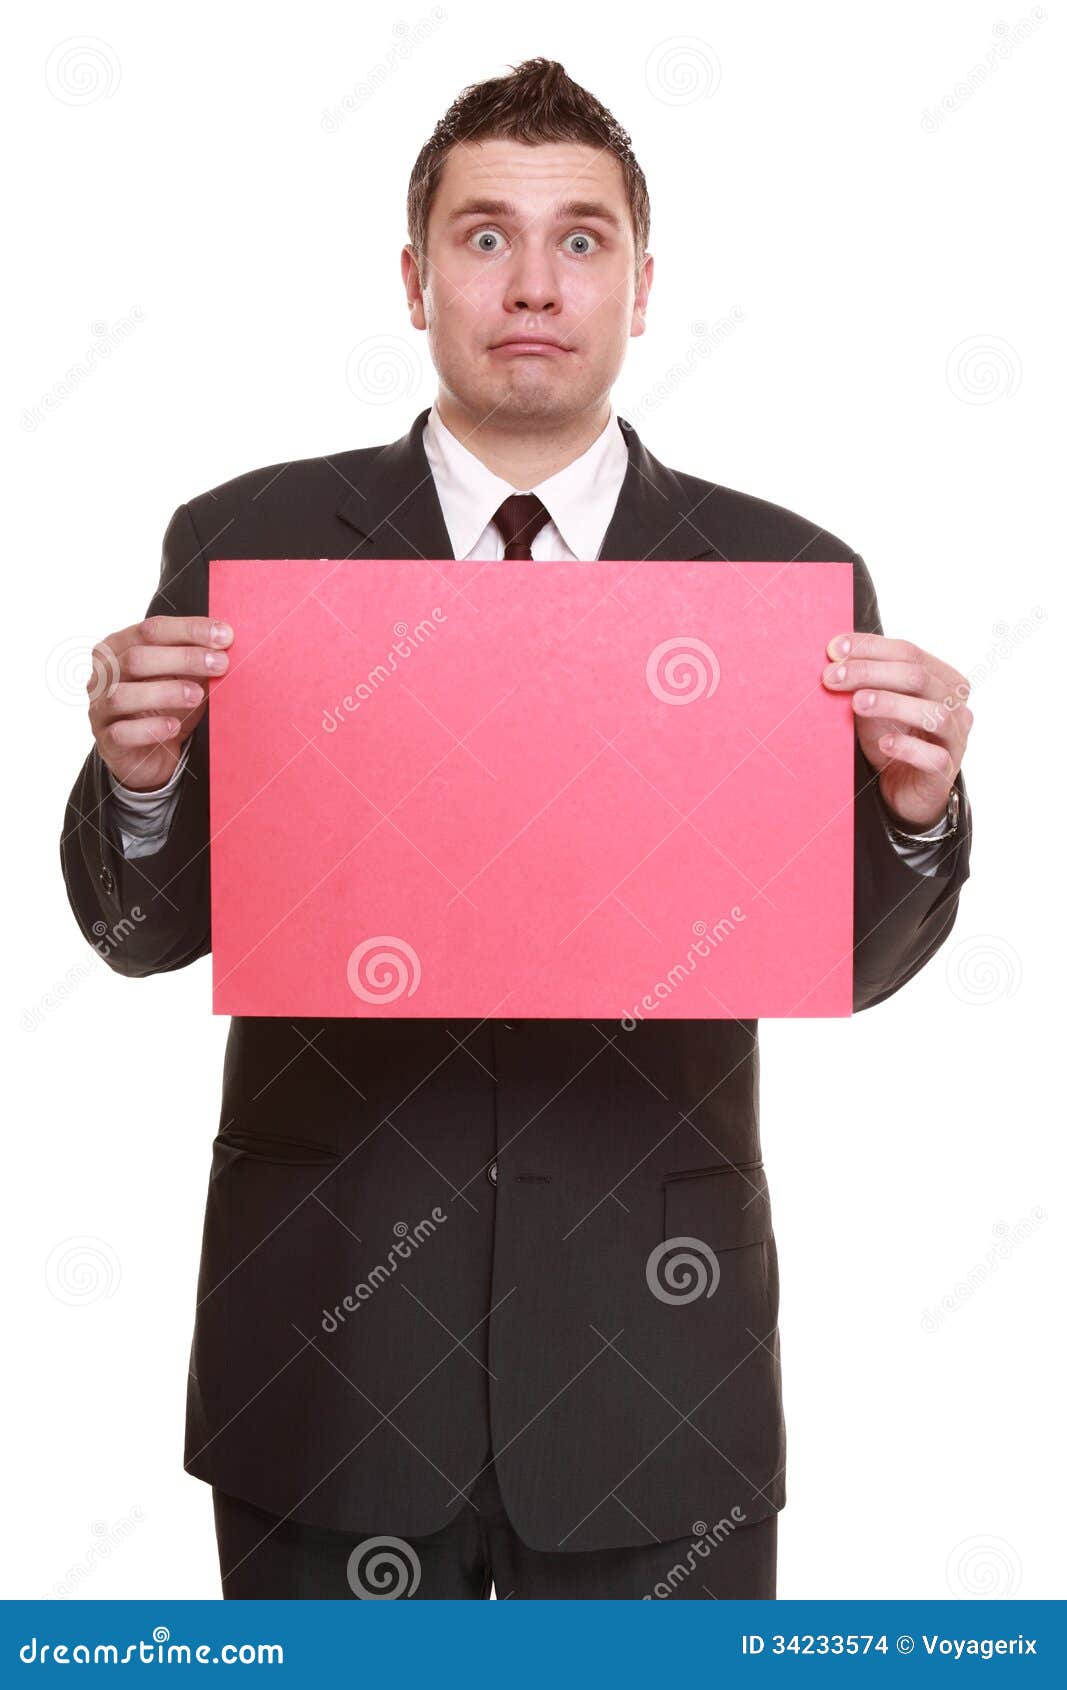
[6,0,1063,1599]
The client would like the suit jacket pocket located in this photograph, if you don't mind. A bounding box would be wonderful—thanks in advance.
[660,1161,776,1324]
[662,1160,771,1250]
[212,1128,340,1166]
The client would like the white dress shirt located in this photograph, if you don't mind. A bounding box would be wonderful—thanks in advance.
[107,400,955,871]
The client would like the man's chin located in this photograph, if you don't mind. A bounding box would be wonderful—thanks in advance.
[483,370,583,421]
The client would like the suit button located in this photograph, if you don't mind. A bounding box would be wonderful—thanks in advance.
[487,1161,498,1185]
[98,864,115,895]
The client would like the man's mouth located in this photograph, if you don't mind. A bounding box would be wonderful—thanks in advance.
[489,334,572,356]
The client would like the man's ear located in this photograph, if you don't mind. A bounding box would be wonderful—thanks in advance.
[631,251,654,338]
[401,245,427,331]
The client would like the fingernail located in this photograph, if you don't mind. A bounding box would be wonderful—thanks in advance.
[183,683,200,703]
[830,636,851,658]
[211,621,233,644]
[205,651,227,671]
[858,690,877,709]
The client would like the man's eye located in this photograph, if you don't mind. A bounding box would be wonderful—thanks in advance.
[469,227,506,254]
[467,227,600,257]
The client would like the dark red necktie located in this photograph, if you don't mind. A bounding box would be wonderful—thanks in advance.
[491,493,551,559]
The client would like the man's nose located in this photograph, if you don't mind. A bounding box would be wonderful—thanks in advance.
[507,289,559,313]
[506,250,560,314]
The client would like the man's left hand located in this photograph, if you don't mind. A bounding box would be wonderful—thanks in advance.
[822,631,973,829]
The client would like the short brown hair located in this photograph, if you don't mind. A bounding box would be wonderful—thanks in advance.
[407,57,650,286]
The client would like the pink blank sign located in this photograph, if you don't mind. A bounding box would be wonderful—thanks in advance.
[208,559,854,1018]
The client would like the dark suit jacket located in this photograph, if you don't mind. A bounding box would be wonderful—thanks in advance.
[60,409,972,1551]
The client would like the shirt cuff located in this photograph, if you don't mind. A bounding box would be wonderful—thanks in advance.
[876,784,955,877]
[886,808,953,843]
[108,738,191,806]
[107,739,191,857]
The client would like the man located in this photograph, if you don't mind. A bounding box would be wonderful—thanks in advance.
[60,58,973,1599]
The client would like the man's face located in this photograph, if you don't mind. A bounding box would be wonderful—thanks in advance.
[403,137,652,429]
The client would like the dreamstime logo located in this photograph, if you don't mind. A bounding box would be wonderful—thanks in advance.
[346,1536,422,1598]
[19,1628,282,1665]
[642,1509,747,1597]
[946,336,1022,404]
[322,1208,448,1331]
[347,935,421,1003]
[321,11,447,133]
[20,958,97,1031]
[921,11,1046,132]
[46,1508,147,1598]
[920,1208,1046,1332]
[645,37,722,105]
[46,635,121,706]
[945,1534,1023,1598]
[45,37,121,105]
[646,636,720,705]
[621,912,745,1027]
[625,311,745,425]
[345,335,422,405]
[20,907,147,1032]
[945,934,1022,1005]
[647,1237,720,1304]
[321,610,447,731]
[45,1237,121,1306]
[21,308,146,432]
[919,607,1046,731]
[968,608,1046,687]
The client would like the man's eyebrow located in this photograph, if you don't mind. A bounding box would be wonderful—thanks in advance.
[444,196,623,231]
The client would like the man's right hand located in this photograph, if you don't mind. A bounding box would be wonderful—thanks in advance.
[88,614,233,792]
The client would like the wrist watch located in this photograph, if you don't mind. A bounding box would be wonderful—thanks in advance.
[883,779,961,842]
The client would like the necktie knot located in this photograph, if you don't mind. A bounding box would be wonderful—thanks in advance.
[491,493,551,560]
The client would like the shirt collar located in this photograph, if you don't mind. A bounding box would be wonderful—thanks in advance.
[423,397,628,560]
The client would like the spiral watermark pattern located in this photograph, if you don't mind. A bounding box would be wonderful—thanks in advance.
[45,1236,121,1306]
[646,1237,721,1304]
[345,335,422,405]
[945,1534,1023,1598]
[946,336,1022,404]
[45,37,121,105]
[347,936,422,1003]
[945,935,1022,1005]
[46,636,120,707]
[646,636,720,705]
[645,37,722,105]
[346,1535,422,1598]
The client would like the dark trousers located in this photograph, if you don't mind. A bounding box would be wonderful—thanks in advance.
[212,1455,777,1599]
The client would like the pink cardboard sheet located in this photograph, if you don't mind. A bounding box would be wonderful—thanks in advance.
[208,559,854,1019]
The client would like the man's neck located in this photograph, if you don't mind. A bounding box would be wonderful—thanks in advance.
[434,392,613,489]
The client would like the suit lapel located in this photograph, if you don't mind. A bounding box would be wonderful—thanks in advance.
[335,406,722,564]
[598,418,722,563]
[334,409,453,560]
